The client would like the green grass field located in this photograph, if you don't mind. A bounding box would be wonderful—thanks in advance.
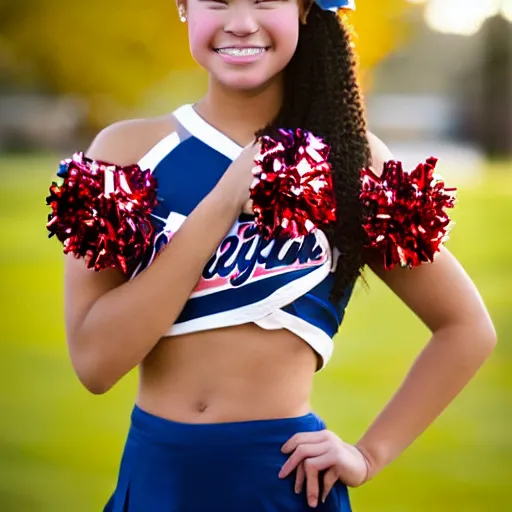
[0,154,510,511]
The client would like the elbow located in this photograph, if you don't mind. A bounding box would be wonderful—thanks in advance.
[78,373,115,395]
[76,365,118,395]
[479,319,497,355]
[438,313,497,361]
[467,314,497,359]
[477,307,497,348]
[70,346,119,395]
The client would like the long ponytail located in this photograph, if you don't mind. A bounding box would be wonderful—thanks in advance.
[258,4,371,302]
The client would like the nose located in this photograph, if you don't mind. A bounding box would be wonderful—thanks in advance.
[223,6,259,37]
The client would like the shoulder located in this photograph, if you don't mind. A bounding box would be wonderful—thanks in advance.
[86,114,178,166]
[366,131,394,176]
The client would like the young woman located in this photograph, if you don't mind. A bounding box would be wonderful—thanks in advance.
[57,0,496,510]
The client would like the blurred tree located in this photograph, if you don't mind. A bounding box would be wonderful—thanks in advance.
[0,0,190,124]
[480,15,512,158]
[0,0,411,127]
[349,0,411,82]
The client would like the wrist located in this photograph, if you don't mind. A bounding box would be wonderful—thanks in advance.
[354,442,380,484]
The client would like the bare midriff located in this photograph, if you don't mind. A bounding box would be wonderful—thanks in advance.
[137,323,319,424]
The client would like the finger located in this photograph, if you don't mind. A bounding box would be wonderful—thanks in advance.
[242,199,253,214]
[279,442,330,479]
[281,430,329,454]
[305,453,337,475]
[294,462,305,494]
[321,467,339,504]
[304,459,320,508]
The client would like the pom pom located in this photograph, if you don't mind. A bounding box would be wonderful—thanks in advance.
[250,129,337,239]
[46,152,158,274]
[360,157,457,270]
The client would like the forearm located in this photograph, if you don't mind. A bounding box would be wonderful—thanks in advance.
[76,189,240,390]
[356,322,496,480]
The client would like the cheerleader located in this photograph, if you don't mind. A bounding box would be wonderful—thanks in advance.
[47,0,496,510]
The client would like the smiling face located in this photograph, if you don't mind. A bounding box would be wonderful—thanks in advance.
[182,0,301,92]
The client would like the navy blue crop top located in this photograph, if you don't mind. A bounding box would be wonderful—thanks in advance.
[130,104,354,369]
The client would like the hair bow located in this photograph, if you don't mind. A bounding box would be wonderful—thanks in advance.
[315,0,355,13]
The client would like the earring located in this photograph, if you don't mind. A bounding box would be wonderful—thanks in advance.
[178,5,187,23]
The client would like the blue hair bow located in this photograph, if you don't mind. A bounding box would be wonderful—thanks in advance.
[315,0,355,13]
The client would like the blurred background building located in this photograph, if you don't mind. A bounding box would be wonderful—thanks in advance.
[370,0,512,175]
[1,0,510,164]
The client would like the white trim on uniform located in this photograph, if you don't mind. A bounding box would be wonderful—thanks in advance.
[137,132,181,173]
[255,309,333,370]
[173,104,243,161]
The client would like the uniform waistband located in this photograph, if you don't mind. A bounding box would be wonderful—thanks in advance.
[130,404,326,447]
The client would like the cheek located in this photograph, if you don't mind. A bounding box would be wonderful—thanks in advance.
[261,11,300,62]
[187,13,221,58]
[266,16,299,48]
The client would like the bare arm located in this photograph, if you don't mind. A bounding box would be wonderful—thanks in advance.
[355,133,497,479]
[65,120,255,394]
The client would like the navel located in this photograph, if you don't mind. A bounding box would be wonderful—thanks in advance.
[195,400,209,414]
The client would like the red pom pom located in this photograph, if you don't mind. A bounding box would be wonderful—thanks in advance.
[360,157,457,270]
[46,152,158,274]
[250,129,337,239]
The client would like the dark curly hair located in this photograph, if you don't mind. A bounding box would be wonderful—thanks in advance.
[257,4,371,303]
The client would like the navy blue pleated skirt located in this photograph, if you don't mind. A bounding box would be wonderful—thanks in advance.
[104,405,351,511]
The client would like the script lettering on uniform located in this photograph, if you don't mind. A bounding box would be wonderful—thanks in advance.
[131,215,328,291]
[203,222,325,287]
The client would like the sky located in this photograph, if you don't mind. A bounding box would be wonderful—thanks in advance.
[408,0,512,36]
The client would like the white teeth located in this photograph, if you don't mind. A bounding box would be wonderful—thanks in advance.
[216,47,266,57]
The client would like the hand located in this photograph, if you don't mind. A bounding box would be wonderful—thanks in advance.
[214,140,260,213]
[278,430,371,507]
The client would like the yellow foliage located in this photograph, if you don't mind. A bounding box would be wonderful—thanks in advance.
[2,0,411,126]
[349,0,411,71]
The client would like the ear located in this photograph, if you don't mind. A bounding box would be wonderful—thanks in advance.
[300,0,315,24]
[176,1,188,22]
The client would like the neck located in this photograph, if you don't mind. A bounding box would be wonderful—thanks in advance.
[195,75,284,147]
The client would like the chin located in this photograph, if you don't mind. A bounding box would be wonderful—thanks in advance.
[214,72,282,94]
